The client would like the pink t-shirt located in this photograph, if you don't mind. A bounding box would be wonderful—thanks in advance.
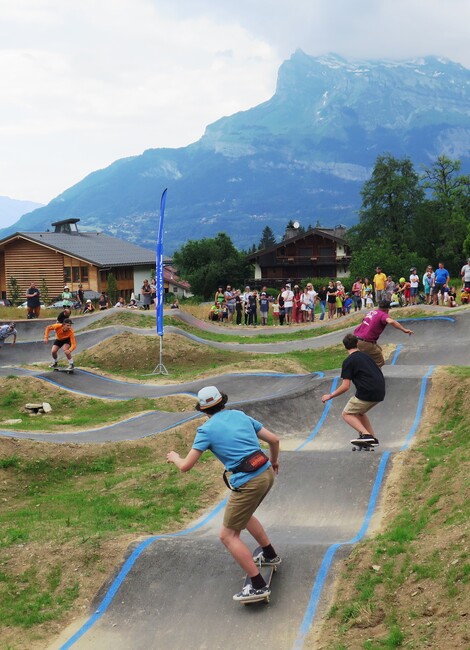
[354,309,390,343]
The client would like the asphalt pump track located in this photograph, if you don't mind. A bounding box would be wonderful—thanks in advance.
[0,310,469,649]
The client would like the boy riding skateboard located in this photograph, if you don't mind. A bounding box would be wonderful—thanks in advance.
[44,318,76,370]
[321,333,385,446]
[167,386,281,603]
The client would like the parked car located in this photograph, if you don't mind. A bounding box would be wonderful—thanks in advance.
[17,301,46,309]
[0,299,12,307]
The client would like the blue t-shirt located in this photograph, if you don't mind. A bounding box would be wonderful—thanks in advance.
[192,409,270,489]
[434,267,449,284]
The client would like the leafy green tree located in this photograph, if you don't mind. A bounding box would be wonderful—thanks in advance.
[258,226,276,250]
[347,154,426,278]
[352,154,424,248]
[8,277,20,305]
[107,272,118,305]
[419,156,470,274]
[41,277,49,305]
[173,232,252,299]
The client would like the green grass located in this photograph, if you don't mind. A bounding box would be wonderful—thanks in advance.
[0,440,217,632]
[0,380,192,431]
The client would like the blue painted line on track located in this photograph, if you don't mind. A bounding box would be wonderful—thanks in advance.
[400,366,434,451]
[292,365,435,649]
[390,344,403,365]
[59,497,228,650]
[295,376,339,451]
[397,316,455,323]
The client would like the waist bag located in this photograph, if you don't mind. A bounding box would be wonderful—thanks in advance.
[223,450,269,491]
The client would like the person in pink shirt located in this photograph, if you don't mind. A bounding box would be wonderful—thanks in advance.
[353,300,414,367]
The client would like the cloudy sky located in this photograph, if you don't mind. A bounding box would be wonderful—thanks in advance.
[0,0,469,208]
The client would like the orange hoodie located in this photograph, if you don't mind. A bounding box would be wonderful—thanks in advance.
[44,323,76,352]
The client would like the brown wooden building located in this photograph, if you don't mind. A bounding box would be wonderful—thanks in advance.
[246,226,351,286]
[0,219,157,302]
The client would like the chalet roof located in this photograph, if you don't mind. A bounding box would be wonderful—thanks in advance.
[246,227,348,260]
[0,231,156,267]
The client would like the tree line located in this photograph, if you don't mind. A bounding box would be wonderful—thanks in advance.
[172,154,470,298]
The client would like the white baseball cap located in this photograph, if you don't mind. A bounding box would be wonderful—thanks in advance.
[197,386,223,410]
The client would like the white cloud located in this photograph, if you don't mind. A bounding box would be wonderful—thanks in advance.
[0,0,469,203]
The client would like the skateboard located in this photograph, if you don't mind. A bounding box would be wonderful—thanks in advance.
[53,367,75,375]
[351,438,375,452]
[240,547,276,605]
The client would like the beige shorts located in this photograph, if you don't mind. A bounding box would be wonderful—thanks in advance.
[356,339,384,368]
[343,395,380,415]
[223,467,274,531]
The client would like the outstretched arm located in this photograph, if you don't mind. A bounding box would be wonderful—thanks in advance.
[167,448,203,472]
[386,317,413,336]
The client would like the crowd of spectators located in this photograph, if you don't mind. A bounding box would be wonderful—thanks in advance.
[207,257,470,325]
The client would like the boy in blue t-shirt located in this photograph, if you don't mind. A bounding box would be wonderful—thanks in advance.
[167,386,280,603]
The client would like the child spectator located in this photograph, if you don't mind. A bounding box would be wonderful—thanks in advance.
[448,286,457,307]
[460,287,470,305]
[259,292,270,326]
[272,299,280,325]
[335,291,344,318]
[343,294,353,314]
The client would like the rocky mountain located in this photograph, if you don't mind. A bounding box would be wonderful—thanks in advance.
[2,51,470,252]
[0,196,43,229]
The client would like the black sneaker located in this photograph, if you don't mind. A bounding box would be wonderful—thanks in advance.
[233,584,271,602]
[252,551,282,566]
[358,433,379,446]
[49,361,58,368]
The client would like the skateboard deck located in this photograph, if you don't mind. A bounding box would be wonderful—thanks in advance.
[351,438,375,451]
[240,546,276,605]
[53,367,74,375]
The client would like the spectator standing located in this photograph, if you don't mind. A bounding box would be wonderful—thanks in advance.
[305,283,317,322]
[461,257,470,290]
[362,277,373,308]
[409,268,420,306]
[351,277,363,311]
[141,280,152,310]
[432,262,450,306]
[248,290,258,326]
[373,267,387,303]
[317,285,327,321]
[225,285,236,323]
[61,286,73,308]
[422,266,435,304]
[259,292,270,325]
[282,284,294,325]
[327,281,337,320]
[235,291,243,325]
[215,286,225,306]
[25,281,41,319]
[292,286,302,324]
[385,276,396,300]
[77,283,84,307]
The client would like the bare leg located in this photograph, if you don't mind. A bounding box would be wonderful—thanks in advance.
[245,515,270,548]
[220,526,260,577]
[342,411,377,437]
[51,344,59,361]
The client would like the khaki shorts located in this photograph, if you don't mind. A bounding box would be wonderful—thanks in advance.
[223,467,274,531]
[356,339,384,368]
[343,395,380,415]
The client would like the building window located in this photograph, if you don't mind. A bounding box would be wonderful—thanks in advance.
[64,267,71,283]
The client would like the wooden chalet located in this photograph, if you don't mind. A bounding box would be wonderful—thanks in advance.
[246,225,351,286]
[0,218,188,302]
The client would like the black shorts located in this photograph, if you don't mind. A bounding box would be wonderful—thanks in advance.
[53,338,71,348]
[432,283,445,294]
